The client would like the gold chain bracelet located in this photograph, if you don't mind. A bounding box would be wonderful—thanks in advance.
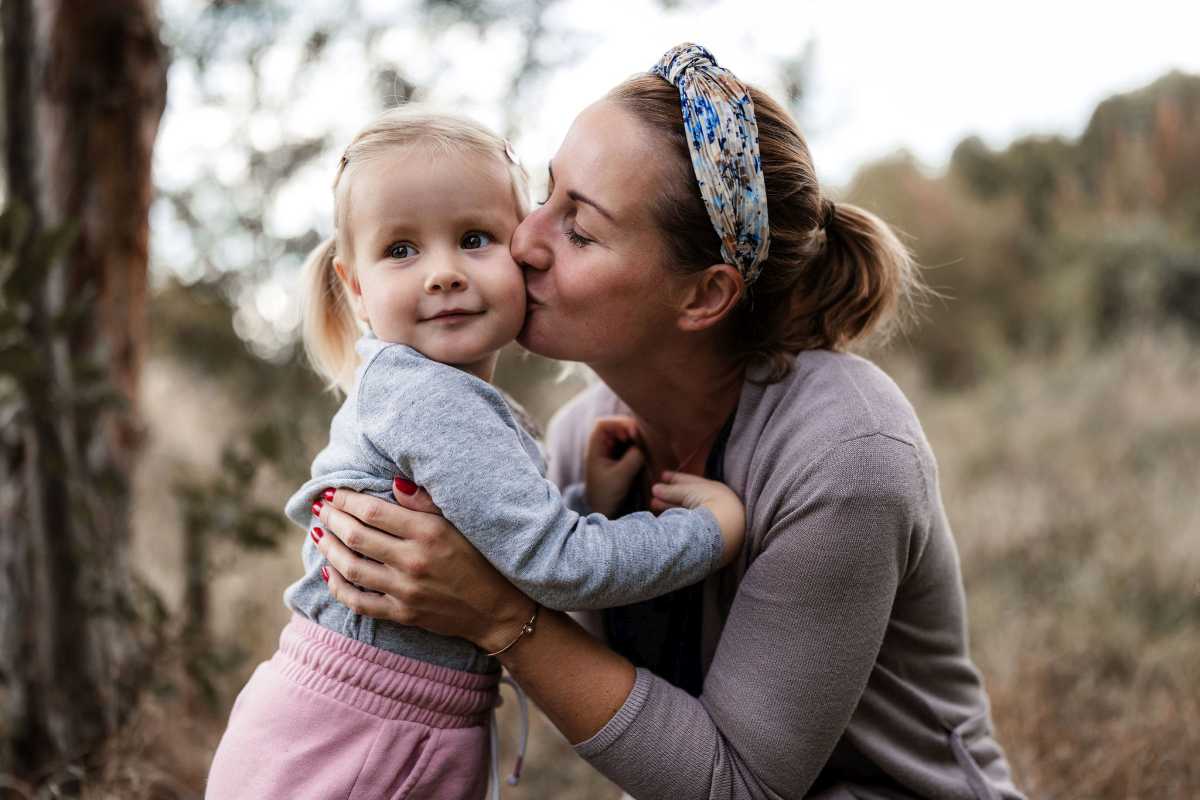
[485,604,540,657]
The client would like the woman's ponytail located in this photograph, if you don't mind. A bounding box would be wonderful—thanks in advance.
[790,199,916,354]
[609,74,924,382]
[301,237,360,393]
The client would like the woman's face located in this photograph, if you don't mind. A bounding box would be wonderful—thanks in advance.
[512,100,685,366]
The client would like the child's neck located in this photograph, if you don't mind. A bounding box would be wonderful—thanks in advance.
[453,351,501,384]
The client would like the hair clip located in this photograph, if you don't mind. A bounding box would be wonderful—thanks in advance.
[503,139,521,167]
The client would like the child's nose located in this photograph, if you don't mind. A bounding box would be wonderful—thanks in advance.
[424,268,469,293]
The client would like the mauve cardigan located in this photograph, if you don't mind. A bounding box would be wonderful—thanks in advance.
[546,350,1025,800]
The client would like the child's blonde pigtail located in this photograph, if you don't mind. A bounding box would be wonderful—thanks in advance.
[302,237,360,394]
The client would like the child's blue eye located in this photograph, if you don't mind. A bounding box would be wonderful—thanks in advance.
[461,231,492,250]
[387,242,416,259]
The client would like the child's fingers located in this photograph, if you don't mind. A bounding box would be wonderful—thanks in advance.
[651,480,692,507]
[649,497,674,514]
[659,470,707,486]
[615,443,645,474]
[596,415,639,436]
[590,417,640,455]
[592,416,634,440]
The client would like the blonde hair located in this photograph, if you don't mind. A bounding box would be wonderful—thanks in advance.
[301,106,531,392]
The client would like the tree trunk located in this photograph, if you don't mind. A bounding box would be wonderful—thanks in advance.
[0,0,167,784]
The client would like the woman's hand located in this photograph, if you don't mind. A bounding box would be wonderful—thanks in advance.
[311,478,534,653]
[584,415,646,516]
[315,479,638,747]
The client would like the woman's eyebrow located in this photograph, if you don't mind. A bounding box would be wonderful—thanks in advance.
[548,162,617,223]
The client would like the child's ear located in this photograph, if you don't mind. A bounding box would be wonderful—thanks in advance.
[333,257,369,323]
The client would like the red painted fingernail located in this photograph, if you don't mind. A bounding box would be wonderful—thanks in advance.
[310,528,319,545]
[394,476,417,495]
[312,500,323,516]
[313,526,324,541]
[323,488,335,501]
[321,566,329,583]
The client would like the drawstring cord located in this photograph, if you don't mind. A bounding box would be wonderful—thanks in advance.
[488,674,530,800]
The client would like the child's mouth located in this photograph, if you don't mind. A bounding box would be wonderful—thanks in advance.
[424,309,484,323]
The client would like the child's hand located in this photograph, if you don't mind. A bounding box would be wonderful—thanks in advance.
[650,471,745,568]
[585,416,646,517]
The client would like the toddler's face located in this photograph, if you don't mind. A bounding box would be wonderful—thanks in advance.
[335,146,526,378]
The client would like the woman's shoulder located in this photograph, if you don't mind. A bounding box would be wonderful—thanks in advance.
[733,350,935,509]
[737,351,937,560]
[745,349,924,452]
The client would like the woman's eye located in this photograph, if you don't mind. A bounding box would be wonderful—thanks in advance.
[387,242,416,259]
[461,231,492,250]
[564,228,591,248]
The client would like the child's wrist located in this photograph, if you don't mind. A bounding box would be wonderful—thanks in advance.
[584,485,612,516]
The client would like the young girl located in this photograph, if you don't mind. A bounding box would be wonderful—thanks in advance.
[205,106,745,800]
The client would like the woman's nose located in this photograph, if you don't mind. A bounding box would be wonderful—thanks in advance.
[424,268,468,294]
[510,206,552,273]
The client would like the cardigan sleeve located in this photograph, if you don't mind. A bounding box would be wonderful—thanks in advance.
[573,432,924,799]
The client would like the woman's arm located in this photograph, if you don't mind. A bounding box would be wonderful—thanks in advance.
[314,432,921,799]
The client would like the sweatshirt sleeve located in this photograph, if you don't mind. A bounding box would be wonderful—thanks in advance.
[545,389,598,515]
[357,347,724,611]
[573,433,922,799]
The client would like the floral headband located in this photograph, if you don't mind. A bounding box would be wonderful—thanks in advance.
[652,43,770,285]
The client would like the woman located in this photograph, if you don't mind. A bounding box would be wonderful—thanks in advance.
[307,44,1025,799]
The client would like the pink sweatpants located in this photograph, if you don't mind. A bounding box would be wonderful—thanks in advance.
[205,614,499,800]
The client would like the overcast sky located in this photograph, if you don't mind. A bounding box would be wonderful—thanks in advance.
[506,0,1200,184]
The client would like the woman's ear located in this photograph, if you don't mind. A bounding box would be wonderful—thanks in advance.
[333,257,370,323]
[676,264,744,333]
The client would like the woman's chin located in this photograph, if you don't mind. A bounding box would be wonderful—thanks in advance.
[519,313,612,364]
[516,316,552,357]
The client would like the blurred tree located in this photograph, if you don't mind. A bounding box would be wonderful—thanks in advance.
[0,0,167,787]
[858,72,1200,387]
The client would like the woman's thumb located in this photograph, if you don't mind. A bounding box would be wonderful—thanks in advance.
[392,476,442,514]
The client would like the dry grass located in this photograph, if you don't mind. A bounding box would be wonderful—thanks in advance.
[71,331,1199,798]
[890,329,1200,799]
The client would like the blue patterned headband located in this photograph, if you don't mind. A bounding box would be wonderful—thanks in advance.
[652,43,770,285]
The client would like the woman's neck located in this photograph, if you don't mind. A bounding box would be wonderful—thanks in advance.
[592,341,745,476]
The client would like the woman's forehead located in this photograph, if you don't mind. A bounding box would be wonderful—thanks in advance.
[554,101,663,223]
